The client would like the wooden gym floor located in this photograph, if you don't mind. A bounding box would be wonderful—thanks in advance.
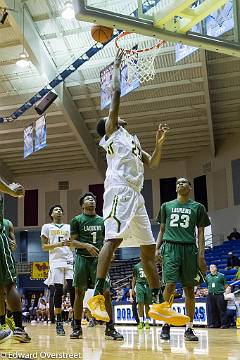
[1,324,240,360]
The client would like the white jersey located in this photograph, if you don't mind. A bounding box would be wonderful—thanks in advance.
[100,126,144,192]
[41,223,73,269]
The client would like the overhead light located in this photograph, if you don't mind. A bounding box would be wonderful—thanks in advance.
[62,1,75,20]
[16,6,31,68]
[0,9,8,24]
[16,51,30,68]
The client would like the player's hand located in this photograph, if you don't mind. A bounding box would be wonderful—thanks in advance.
[9,239,17,251]
[155,251,162,265]
[85,243,99,257]
[156,123,170,147]
[63,240,71,247]
[114,49,124,68]
[9,183,25,198]
[198,256,207,274]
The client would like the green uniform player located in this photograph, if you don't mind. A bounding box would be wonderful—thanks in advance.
[131,262,152,330]
[156,177,210,342]
[0,187,31,344]
[70,192,123,341]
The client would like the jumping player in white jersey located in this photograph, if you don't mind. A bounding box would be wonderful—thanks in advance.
[88,50,189,326]
[41,205,75,336]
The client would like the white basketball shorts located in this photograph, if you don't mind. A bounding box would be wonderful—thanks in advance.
[103,185,155,246]
[44,266,73,286]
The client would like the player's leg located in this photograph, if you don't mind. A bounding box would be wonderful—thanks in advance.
[181,244,199,341]
[144,304,151,329]
[53,268,65,335]
[135,283,145,329]
[0,287,12,344]
[94,238,123,296]
[144,287,152,329]
[70,255,88,339]
[70,288,85,339]
[5,284,31,342]
[104,288,123,340]
[140,244,161,300]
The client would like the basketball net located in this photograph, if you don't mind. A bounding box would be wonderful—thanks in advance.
[115,32,165,83]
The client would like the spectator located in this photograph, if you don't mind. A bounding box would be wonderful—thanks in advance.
[224,286,237,327]
[116,288,124,302]
[206,264,228,328]
[29,296,37,323]
[227,228,240,241]
[234,268,240,281]
[226,252,240,269]
[36,299,48,322]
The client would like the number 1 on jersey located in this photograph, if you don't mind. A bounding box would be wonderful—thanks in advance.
[91,232,97,244]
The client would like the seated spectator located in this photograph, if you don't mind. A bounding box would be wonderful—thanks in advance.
[227,228,240,241]
[226,252,240,269]
[224,286,237,327]
[116,287,124,302]
[29,296,37,323]
[36,299,48,322]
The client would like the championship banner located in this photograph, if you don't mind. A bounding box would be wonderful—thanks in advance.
[35,115,47,152]
[23,123,34,159]
[31,262,49,280]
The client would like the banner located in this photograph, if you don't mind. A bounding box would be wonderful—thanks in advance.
[31,262,49,280]
[206,0,233,37]
[35,115,47,152]
[23,124,34,158]
[100,62,140,110]
[114,301,207,325]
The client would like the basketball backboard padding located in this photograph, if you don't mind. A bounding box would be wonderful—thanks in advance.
[73,0,240,58]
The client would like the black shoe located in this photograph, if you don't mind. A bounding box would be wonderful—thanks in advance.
[221,325,229,329]
[105,325,124,341]
[184,328,198,341]
[70,326,83,339]
[13,327,31,343]
[160,324,170,340]
[0,328,12,344]
[88,318,96,328]
[56,321,65,336]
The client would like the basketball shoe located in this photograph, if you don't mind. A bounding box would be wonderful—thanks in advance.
[0,325,12,344]
[13,327,31,343]
[88,295,110,322]
[6,315,15,331]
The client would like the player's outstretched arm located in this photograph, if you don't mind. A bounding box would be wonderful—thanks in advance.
[105,49,124,137]
[142,124,169,168]
[0,178,25,197]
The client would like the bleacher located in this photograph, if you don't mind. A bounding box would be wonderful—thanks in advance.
[204,239,240,284]
[109,240,240,291]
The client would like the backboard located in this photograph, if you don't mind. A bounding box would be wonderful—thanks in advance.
[73,0,240,57]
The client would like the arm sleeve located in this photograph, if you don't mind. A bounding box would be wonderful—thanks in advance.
[197,204,211,228]
[41,224,49,238]
[156,203,166,224]
[70,217,79,236]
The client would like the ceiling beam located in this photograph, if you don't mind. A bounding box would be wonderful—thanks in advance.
[2,0,105,178]
[0,140,79,154]
[200,50,215,156]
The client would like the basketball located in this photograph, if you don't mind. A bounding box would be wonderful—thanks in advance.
[91,25,113,43]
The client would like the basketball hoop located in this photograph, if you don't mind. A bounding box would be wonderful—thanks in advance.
[115,32,165,83]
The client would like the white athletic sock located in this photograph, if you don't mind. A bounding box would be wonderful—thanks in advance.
[139,316,144,323]
[186,322,193,330]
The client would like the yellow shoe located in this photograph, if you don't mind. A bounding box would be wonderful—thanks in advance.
[88,295,110,322]
[6,316,15,331]
[148,302,190,326]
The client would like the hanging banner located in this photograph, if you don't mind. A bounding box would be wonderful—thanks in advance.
[205,0,233,37]
[31,262,49,279]
[24,123,34,159]
[35,115,47,152]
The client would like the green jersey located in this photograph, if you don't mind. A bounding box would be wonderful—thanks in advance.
[133,262,148,285]
[2,219,10,237]
[70,213,105,257]
[205,272,226,294]
[157,199,211,244]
